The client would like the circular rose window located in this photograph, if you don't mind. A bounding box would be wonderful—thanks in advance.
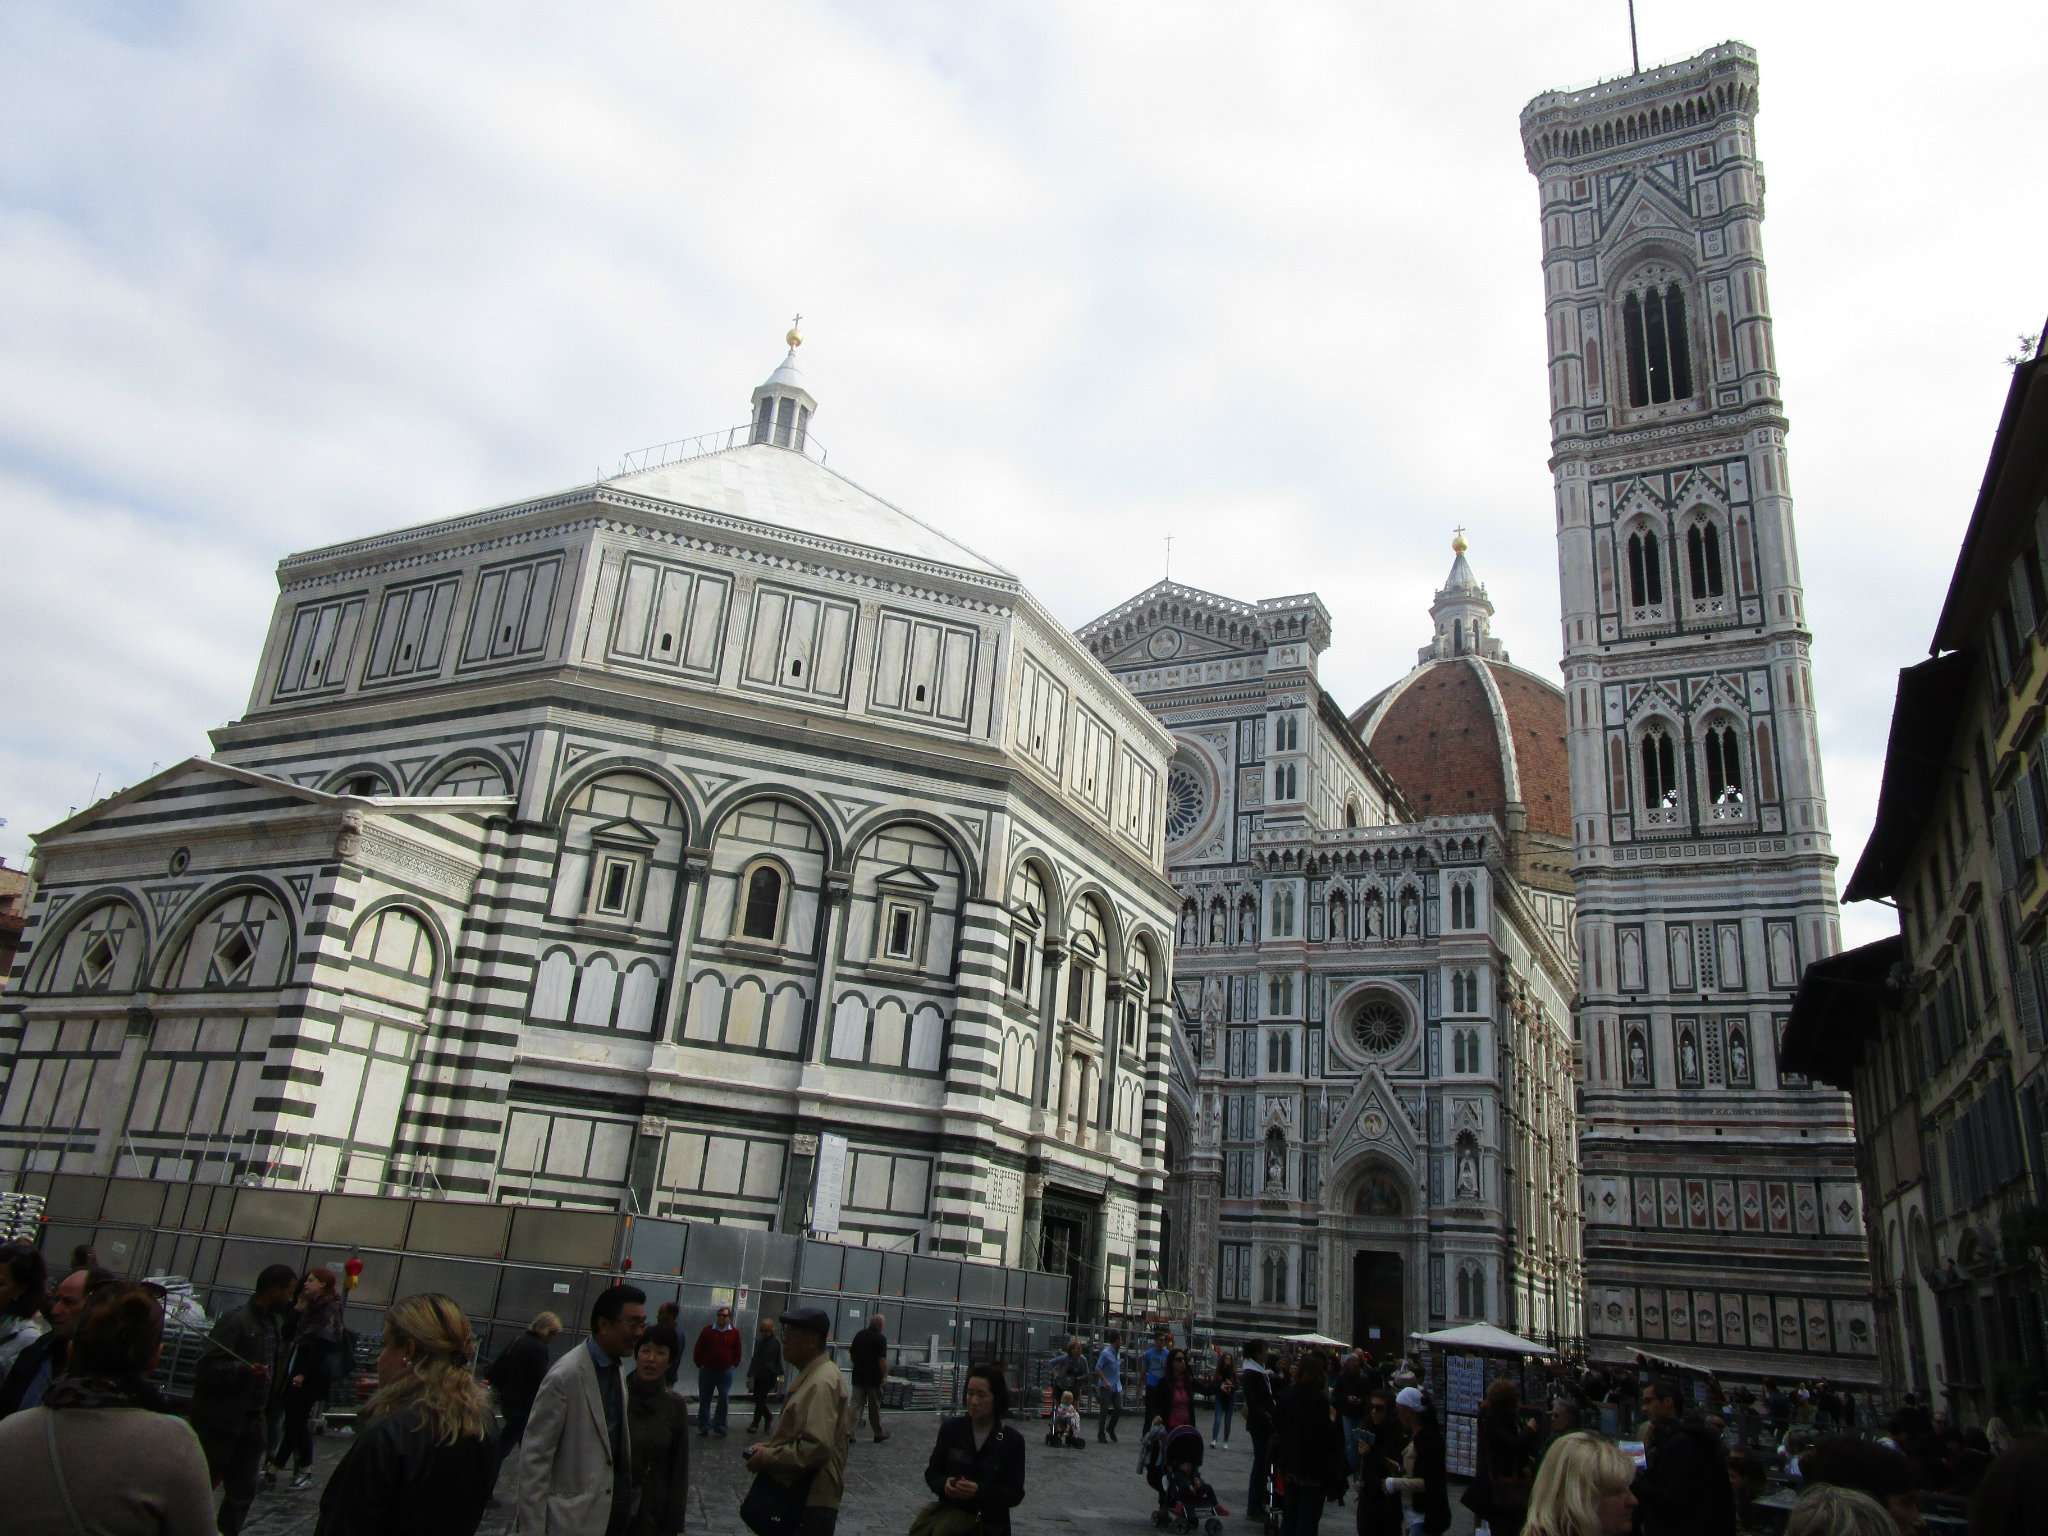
[1351,998,1406,1054]
[1165,762,1207,845]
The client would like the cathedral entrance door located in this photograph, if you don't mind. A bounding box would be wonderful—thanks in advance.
[1352,1251,1403,1348]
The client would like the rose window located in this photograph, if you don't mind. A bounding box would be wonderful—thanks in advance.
[1351,998,1406,1054]
[1165,764,1206,844]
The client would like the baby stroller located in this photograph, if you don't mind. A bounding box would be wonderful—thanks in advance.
[1150,1425,1227,1535]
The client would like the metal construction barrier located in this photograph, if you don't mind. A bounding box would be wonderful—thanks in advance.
[12,1171,1070,1412]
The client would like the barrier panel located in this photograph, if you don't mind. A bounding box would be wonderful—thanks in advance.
[12,1171,1069,1411]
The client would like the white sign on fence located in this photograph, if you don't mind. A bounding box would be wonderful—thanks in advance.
[812,1132,849,1235]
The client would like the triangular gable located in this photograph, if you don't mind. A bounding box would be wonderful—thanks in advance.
[1599,178,1691,250]
[37,758,344,840]
[588,816,659,848]
[1325,1063,1421,1172]
[873,863,940,893]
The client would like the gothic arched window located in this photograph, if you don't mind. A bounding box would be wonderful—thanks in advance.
[1704,720,1745,807]
[1687,521,1725,599]
[1261,1247,1289,1305]
[1627,528,1664,607]
[1623,280,1693,406]
[1640,725,1678,808]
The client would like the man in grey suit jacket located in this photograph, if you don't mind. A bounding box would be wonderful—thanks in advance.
[516,1283,647,1536]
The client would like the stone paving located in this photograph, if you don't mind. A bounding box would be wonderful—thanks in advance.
[240,1405,1480,1536]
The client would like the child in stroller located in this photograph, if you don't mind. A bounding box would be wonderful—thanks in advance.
[1148,1423,1227,1534]
[1048,1390,1085,1448]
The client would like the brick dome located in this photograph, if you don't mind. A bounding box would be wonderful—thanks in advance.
[1351,656,1570,842]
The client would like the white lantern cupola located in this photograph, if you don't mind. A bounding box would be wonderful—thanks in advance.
[1423,529,1507,663]
[750,315,817,451]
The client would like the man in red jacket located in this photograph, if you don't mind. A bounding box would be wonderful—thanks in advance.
[693,1303,743,1437]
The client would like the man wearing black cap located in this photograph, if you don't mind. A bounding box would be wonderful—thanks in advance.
[743,1308,850,1535]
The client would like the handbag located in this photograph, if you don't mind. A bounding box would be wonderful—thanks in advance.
[740,1467,815,1536]
[909,1503,981,1536]
[43,1414,93,1536]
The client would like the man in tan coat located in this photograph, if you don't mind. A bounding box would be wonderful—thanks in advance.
[516,1283,646,1536]
[743,1308,850,1536]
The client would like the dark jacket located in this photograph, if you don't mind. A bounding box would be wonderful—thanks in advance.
[1240,1362,1277,1434]
[924,1414,1027,1536]
[1355,1418,1410,1536]
[1333,1371,1371,1422]
[314,1402,499,1536]
[625,1376,690,1536]
[748,1331,785,1386]
[1273,1382,1347,1490]
[848,1327,888,1390]
[1144,1370,1198,1429]
[1404,1417,1453,1536]
[1465,1412,1538,1534]
[1632,1414,1734,1536]
[483,1331,552,1426]
[191,1300,284,1438]
[0,1329,65,1419]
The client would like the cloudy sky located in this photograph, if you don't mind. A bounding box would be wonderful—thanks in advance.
[3,2,2042,949]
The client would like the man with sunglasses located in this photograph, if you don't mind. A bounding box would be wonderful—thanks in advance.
[0,1264,117,1418]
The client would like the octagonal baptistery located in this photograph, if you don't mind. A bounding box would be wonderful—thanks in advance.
[0,334,1180,1319]
[1351,537,1575,898]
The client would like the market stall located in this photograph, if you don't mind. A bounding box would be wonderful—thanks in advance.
[1414,1322,1555,1477]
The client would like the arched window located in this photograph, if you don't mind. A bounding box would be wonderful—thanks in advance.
[1261,1247,1289,1305]
[1627,528,1664,607]
[1608,736,1629,809]
[1456,1262,1482,1318]
[1622,280,1693,405]
[1640,725,1678,808]
[1344,798,1361,829]
[1704,720,1745,809]
[1687,521,1725,600]
[741,863,784,940]
[1266,1031,1293,1075]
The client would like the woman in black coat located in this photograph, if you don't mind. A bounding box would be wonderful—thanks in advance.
[1355,1390,1409,1536]
[1143,1347,1199,1431]
[1273,1353,1348,1536]
[925,1363,1028,1536]
[1464,1380,1537,1536]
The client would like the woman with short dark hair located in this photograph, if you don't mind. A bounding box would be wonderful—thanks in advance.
[0,1240,49,1378]
[1144,1347,1198,1430]
[270,1265,345,1488]
[625,1323,690,1536]
[1,1279,215,1536]
[923,1363,1027,1536]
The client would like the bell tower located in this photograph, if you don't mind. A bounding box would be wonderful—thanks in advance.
[1520,45,1877,1382]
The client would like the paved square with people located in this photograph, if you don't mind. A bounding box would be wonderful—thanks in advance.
[239,1403,1479,1536]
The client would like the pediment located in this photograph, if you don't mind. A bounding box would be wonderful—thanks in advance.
[1100,626,1247,668]
[874,863,940,893]
[588,816,659,848]
[1326,1064,1420,1171]
[1599,179,1692,250]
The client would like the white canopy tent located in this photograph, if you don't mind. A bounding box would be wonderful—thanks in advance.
[1413,1322,1555,1356]
[1279,1331,1351,1349]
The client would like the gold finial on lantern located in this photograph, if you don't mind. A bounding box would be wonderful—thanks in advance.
[1452,525,1468,555]
[785,312,803,349]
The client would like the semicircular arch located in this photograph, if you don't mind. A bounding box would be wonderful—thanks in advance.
[545,757,699,836]
[24,889,153,994]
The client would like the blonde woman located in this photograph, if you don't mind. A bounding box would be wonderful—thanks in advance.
[1783,1485,1896,1536]
[1521,1431,1637,1536]
[314,1293,498,1536]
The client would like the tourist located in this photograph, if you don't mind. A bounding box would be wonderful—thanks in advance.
[692,1302,741,1439]
[190,1262,296,1536]
[1333,1352,1369,1474]
[4,1279,214,1536]
[1465,1378,1538,1536]
[1782,1485,1895,1536]
[1145,1346,1197,1430]
[742,1307,850,1536]
[484,1310,563,1457]
[0,1263,108,1418]
[0,1241,49,1378]
[1095,1329,1123,1444]
[1272,1351,1346,1536]
[1053,1336,1090,1410]
[847,1312,891,1444]
[270,1265,345,1489]
[1355,1390,1407,1536]
[1520,1431,1635,1536]
[923,1362,1027,1536]
[1801,1437,1921,1536]
[1968,1433,2048,1536]
[1210,1347,1237,1448]
[315,1293,498,1536]
[515,1282,645,1536]
[1384,1386,1452,1536]
[746,1316,783,1432]
[1240,1338,1277,1522]
[1142,1327,1173,1394]
[625,1324,690,1536]
[1631,1378,1735,1536]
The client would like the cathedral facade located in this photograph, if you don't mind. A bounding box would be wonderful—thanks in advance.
[1083,558,1581,1347]
[1521,43,1879,1381]
[0,343,1180,1318]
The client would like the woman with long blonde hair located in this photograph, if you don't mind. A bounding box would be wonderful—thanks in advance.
[314,1293,498,1536]
[1521,1431,1638,1536]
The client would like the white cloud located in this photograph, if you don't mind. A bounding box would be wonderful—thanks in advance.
[2,0,2042,961]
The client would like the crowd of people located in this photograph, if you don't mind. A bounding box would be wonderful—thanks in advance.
[5,1235,2047,1536]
